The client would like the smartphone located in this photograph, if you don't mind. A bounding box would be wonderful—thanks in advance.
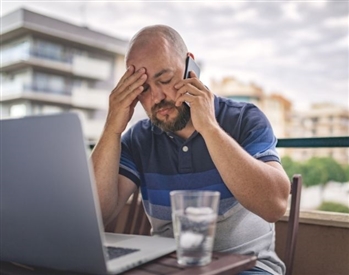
[183,56,200,79]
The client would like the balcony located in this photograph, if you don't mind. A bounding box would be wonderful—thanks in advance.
[1,82,72,105]
[1,82,109,110]
[91,136,349,275]
[71,87,109,109]
[276,210,348,275]
[72,55,111,81]
[1,52,111,81]
[276,137,349,275]
[1,52,72,75]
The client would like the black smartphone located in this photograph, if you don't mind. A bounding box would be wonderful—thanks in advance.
[183,56,200,79]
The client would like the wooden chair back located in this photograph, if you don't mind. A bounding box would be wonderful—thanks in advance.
[107,175,302,275]
[123,188,151,235]
[105,188,151,235]
[285,174,302,275]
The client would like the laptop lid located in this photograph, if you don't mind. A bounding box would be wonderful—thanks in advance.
[1,113,177,274]
[1,113,109,274]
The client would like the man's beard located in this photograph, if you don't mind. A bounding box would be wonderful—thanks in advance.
[150,100,190,132]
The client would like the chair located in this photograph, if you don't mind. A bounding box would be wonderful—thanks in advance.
[123,188,151,235]
[284,174,302,275]
[105,188,151,235]
[107,175,302,274]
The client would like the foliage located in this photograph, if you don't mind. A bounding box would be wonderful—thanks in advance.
[281,156,303,180]
[317,201,349,214]
[344,164,349,180]
[281,156,349,187]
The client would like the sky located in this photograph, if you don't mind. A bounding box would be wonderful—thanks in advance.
[1,0,348,110]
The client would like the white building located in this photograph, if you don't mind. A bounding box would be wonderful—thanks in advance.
[1,8,128,141]
[211,76,292,139]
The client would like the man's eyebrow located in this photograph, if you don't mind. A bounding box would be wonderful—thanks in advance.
[153,69,173,79]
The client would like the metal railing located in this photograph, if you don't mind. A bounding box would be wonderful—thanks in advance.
[89,136,349,150]
[276,136,349,148]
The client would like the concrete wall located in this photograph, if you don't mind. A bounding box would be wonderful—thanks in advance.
[109,204,349,275]
[275,211,349,275]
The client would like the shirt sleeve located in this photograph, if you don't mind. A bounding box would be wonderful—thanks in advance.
[239,104,280,163]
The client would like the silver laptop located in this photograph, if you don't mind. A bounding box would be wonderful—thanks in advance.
[1,113,176,274]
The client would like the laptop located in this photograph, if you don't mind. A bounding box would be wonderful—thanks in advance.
[1,113,176,274]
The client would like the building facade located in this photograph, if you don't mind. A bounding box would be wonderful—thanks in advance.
[1,8,128,140]
[211,77,292,139]
[211,77,348,165]
[287,103,349,165]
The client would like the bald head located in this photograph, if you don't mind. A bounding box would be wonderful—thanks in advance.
[125,25,188,63]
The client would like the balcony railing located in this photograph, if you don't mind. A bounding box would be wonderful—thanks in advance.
[276,136,349,148]
[88,135,349,275]
[89,136,349,150]
[1,82,72,97]
[1,52,111,81]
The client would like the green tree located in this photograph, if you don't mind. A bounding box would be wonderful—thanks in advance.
[322,157,347,183]
[301,157,347,187]
[281,156,348,187]
[318,201,349,214]
[343,164,349,182]
[302,157,329,187]
[281,156,303,181]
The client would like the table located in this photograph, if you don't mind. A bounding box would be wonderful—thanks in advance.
[1,252,257,275]
[123,252,257,275]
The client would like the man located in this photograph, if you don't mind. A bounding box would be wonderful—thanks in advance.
[91,25,290,275]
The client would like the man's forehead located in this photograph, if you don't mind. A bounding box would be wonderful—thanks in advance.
[126,52,177,78]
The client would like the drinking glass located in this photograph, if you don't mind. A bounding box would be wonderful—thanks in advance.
[170,190,220,266]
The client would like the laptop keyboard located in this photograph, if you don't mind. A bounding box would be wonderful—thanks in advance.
[106,246,140,260]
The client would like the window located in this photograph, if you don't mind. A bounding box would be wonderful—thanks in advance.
[32,39,66,62]
[2,39,30,64]
[42,105,62,114]
[10,104,27,117]
[33,72,68,95]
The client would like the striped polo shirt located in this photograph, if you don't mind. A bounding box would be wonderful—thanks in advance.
[119,96,285,275]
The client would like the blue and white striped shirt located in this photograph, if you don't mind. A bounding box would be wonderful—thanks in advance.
[119,95,285,275]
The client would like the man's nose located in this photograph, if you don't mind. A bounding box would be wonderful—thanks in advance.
[151,87,166,104]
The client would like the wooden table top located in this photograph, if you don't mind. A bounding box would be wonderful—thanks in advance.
[123,252,257,275]
[1,252,257,275]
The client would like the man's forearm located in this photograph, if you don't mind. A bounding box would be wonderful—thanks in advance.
[201,125,290,222]
[91,130,122,224]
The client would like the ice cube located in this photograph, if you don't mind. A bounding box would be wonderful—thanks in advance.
[180,231,204,249]
[185,207,215,222]
[185,207,214,215]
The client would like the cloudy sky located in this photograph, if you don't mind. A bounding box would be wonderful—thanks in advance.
[2,0,348,110]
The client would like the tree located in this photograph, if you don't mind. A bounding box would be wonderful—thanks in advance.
[343,164,349,182]
[281,156,348,187]
[302,157,329,187]
[305,157,347,185]
[281,156,303,181]
[318,201,349,214]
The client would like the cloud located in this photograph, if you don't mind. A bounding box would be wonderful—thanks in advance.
[323,16,349,28]
[234,8,258,23]
[281,2,303,22]
[1,1,347,109]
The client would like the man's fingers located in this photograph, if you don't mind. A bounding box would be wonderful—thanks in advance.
[112,67,146,95]
[111,68,147,104]
[114,66,135,90]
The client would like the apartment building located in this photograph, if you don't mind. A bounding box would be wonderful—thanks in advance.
[288,103,349,165]
[1,8,128,141]
[211,77,348,165]
[211,77,292,139]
